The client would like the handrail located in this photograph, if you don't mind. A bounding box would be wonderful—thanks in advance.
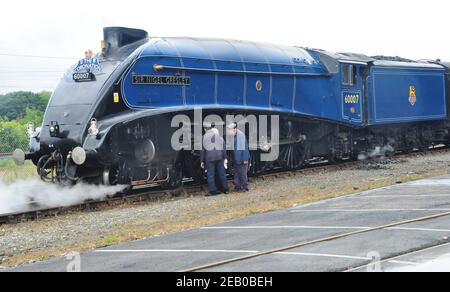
[149,64,331,77]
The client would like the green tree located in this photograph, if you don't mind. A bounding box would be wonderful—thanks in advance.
[0,91,51,121]
[0,91,51,153]
[22,107,44,127]
[0,121,28,153]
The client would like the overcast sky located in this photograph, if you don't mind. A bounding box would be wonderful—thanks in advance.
[0,0,448,94]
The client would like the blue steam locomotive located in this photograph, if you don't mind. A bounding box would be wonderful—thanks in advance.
[14,27,450,187]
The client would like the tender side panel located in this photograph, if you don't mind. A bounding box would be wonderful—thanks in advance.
[367,66,447,125]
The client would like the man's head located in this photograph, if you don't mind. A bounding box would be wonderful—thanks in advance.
[85,49,93,60]
[203,121,213,132]
[226,123,237,136]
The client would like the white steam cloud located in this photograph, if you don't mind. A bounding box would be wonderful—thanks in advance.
[0,179,126,215]
[358,145,395,161]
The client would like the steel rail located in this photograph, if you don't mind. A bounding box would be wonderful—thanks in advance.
[181,210,450,272]
[0,153,12,158]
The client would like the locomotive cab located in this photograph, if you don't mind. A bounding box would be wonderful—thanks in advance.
[340,62,366,124]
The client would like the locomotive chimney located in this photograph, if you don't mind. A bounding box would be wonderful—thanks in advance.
[102,27,149,57]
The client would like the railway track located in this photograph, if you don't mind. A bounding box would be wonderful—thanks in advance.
[180,209,450,272]
[0,153,12,159]
[1,146,450,225]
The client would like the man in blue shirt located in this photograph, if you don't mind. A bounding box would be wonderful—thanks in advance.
[227,123,250,192]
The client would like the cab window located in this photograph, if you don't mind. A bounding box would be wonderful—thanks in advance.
[342,64,356,86]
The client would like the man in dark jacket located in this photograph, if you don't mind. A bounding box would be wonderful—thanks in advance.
[200,124,229,196]
[227,123,250,192]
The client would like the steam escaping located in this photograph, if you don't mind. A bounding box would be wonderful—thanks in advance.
[358,145,395,161]
[0,179,126,215]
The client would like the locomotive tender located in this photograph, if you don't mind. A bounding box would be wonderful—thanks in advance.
[14,27,450,188]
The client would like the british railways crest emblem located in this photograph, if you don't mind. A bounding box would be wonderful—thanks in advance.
[409,86,417,106]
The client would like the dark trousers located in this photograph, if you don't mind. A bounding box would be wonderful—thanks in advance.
[206,161,228,193]
[234,164,249,190]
